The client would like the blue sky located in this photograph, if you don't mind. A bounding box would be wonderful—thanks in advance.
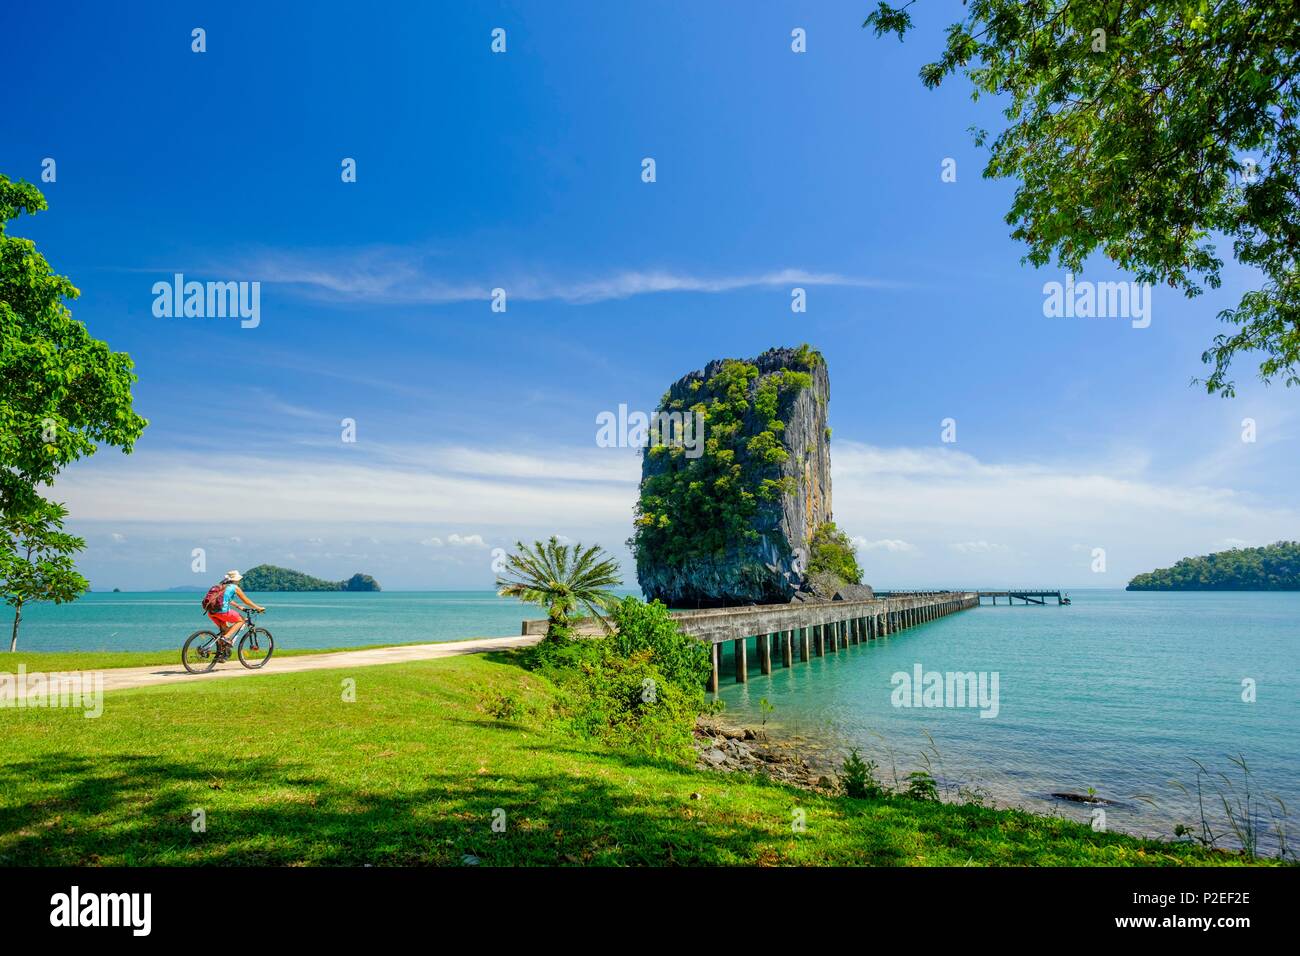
[4,0,1297,590]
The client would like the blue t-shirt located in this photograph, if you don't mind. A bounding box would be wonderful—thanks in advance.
[222,583,237,612]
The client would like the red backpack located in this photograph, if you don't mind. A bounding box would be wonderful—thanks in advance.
[201,583,226,613]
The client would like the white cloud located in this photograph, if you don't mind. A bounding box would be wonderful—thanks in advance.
[52,444,637,529]
[419,537,444,547]
[830,441,1300,584]
[447,533,486,547]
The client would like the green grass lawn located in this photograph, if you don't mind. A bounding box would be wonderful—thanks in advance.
[0,652,1269,866]
[1,642,442,672]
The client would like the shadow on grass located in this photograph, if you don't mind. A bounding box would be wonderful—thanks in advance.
[0,748,817,866]
[478,649,529,668]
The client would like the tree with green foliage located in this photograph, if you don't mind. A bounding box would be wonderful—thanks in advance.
[1127,540,1300,590]
[1,174,147,648]
[1,175,148,517]
[496,537,623,641]
[2,501,87,651]
[864,1,1300,396]
[807,521,863,586]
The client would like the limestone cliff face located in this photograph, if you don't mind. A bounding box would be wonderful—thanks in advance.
[633,346,833,607]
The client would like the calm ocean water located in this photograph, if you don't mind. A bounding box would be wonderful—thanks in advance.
[13,590,540,652]
[12,588,1297,849]
[715,590,1298,851]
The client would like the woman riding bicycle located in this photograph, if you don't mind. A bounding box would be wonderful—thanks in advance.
[208,570,266,652]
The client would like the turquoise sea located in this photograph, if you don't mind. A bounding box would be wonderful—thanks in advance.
[10,588,1297,850]
[13,590,538,652]
[715,590,1298,852]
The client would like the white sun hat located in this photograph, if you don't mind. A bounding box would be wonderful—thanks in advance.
[225,570,243,582]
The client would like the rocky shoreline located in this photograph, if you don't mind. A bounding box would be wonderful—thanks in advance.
[695,717,1138,825]
[694,716,842,793]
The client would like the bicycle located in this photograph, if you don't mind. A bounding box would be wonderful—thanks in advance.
[182,608,275,674]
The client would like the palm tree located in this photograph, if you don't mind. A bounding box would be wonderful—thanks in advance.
[496,537,623,641]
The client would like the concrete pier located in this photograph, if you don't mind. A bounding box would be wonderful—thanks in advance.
[522,589,998,689]
[670,591,980,689]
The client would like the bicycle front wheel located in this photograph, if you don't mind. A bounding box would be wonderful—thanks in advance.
[182,631,221,674]
[238,627,275,669]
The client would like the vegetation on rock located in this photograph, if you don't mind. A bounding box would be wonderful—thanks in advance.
[633,344,831,605]
[806,521,863,587]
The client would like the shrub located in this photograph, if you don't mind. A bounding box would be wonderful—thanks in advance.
[521,630,604,679]
[905,769,939,801]
[556,649,700,762]
[839,748,885,799]
[519,598,715,762]
[607,596,712,691]
[481,689,524,722]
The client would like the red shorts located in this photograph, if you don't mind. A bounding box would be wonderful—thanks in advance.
[209,610,241,626]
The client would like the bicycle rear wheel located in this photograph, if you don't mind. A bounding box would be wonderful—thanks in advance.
[182,630,221,673]
[238,627,275,668]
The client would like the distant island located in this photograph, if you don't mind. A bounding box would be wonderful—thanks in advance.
[1126,541,1300,591]
[241,564,382,592]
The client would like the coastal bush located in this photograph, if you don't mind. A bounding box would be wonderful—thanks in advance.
[606,596,712,691]
[519,597,714,761]
[480,689,525,722]
[555,649,700,762]
[905,770,940,802]
[839,749,885,799]
[521,629,605,678]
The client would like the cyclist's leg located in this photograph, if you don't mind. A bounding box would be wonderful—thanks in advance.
[209,612,242,646]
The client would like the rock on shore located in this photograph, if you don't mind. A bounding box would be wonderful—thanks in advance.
[693,717,839,792]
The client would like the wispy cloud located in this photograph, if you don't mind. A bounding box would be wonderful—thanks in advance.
[235,247,899,306]
[851,537,917,553]
[949,541,1008,554]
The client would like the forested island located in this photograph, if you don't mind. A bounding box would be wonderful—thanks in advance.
[240,565,381,592]
[1126,541,1300,591]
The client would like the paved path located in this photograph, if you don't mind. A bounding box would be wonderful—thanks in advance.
[97,634,542,693]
